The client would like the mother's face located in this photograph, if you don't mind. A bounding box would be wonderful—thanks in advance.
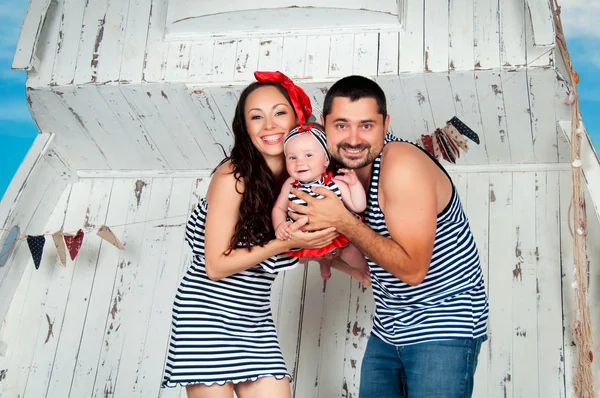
[244,85,297,159]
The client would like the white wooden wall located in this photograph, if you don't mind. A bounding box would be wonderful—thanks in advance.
[0,133,73,334]
[1,170,598,397]
[12,0,571,171]
[25,67,572,173]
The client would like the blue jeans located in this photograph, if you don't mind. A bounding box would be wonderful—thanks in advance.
[359,334,486,398]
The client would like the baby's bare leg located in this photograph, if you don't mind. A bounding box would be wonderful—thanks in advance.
[334,246,371,286]
[340,244,368,269]
[318,258,332,280]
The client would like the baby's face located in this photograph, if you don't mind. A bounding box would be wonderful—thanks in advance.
[285,133,329,182]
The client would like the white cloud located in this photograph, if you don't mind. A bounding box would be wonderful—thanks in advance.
[557,0,600,38]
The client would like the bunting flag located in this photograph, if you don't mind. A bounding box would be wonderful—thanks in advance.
[52,229,67,266]
[97,226,125,250]
[0,226,20,267]
[27,235,46,270]
[64,229,84,261]
[416,117,479,164]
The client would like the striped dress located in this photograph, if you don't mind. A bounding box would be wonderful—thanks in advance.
[364,133,488,346]
[162,198,297,387]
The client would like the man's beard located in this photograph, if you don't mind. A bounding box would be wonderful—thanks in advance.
[331,143,380,169]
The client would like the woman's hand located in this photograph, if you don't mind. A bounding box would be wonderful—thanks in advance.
[285,216,338,251]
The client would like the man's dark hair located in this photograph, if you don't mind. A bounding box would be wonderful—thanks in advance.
[322,75,387,120]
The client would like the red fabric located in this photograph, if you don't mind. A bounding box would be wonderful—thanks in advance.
[285,234,350,258]
[254,71,312,125]
[64,229,85,261]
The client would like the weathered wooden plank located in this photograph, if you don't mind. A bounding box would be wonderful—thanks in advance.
[67,179,136,398]
[525,0,554,67]
[99,84,167,169]
[294,266,327,397]
[12,0,52,71]
[377,32,398,75]
[499,0,526,67]
[95,0,130,84]
[0,246,34,396]
[258,37,284,72]
[51,0,86,85]
[211,39,238,83]
[119,85,192,169]
[535,171,565,398]
[90,178,153,398]
[143,0,169,82]
[451,173,468,207]
[281,36,308,79]
[2,180,92,397]
[43,179,113,398]
[376,76,411,138]
[528,69,558,163]
[448,72,488,164]
[341,283,373,397]
[352,33,378,77]
[233,38,261,81]
[424,72,467,165]
[165,41,191,83]
[0,186,70,396]
[119,0,153,83]
[328,34,354,78]
[114,178,174,396]
[487,172,513,397]
[273,264,308,389]
[73,0,109,85]
[134,178,194,398]
[558,171,575,397]
[316,274,353,398]
[448,0,474,71]
[501,69,535,163]
[465,173,490,398]
[305,34,330,80]
[398,0,424,72]
[511,172,539,397]
[26,0,62,87]
[56,85,147,169]
[473,0,500,69]
[554,79,571,164]
[190,90,237,161]
[423,0,448,72]
[583,186,600,394]
[475,71,511,164]
[29,88,110,170]
[207,87,238,141]
[186,40,215,83]
[399,74,435,143]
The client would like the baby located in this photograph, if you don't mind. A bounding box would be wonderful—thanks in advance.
[272,124,370,285]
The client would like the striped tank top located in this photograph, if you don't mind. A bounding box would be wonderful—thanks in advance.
[364,133,488,345]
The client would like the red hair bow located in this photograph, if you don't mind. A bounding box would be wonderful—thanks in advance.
[254,71,312,125]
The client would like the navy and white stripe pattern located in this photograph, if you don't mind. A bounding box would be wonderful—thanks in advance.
[162,198,297,387]
[364,133,488,346]
[284,125,330,162]
[287,173,341,210]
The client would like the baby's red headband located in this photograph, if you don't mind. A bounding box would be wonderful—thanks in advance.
[254,71,312,126]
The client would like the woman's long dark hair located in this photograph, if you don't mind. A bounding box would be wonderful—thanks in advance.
[213,82,294,251]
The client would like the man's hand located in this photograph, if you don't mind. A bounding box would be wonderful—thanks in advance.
[287,187,354,232]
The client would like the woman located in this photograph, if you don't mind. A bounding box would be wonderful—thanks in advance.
[162,71,336,397]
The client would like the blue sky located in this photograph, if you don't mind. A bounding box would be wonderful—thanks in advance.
[0,1,599,200]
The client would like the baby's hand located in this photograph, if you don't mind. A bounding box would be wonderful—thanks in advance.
[334,168,358,186]
[275,221,293,241]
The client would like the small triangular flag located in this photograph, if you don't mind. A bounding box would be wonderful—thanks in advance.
[64,229,84,261]
[97,226,125,250]
[27,235,46,270]
[52,229,67,266]
[1,226,20,267]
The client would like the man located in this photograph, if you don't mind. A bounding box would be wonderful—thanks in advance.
[289,76,488,397]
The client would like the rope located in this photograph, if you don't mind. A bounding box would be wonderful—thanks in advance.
[551,1,595,396]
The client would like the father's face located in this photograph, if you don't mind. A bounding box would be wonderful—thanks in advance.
[322,97,390,170]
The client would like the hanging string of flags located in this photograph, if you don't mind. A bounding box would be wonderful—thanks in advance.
[0,213,189,269]
[416,116,481,164]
